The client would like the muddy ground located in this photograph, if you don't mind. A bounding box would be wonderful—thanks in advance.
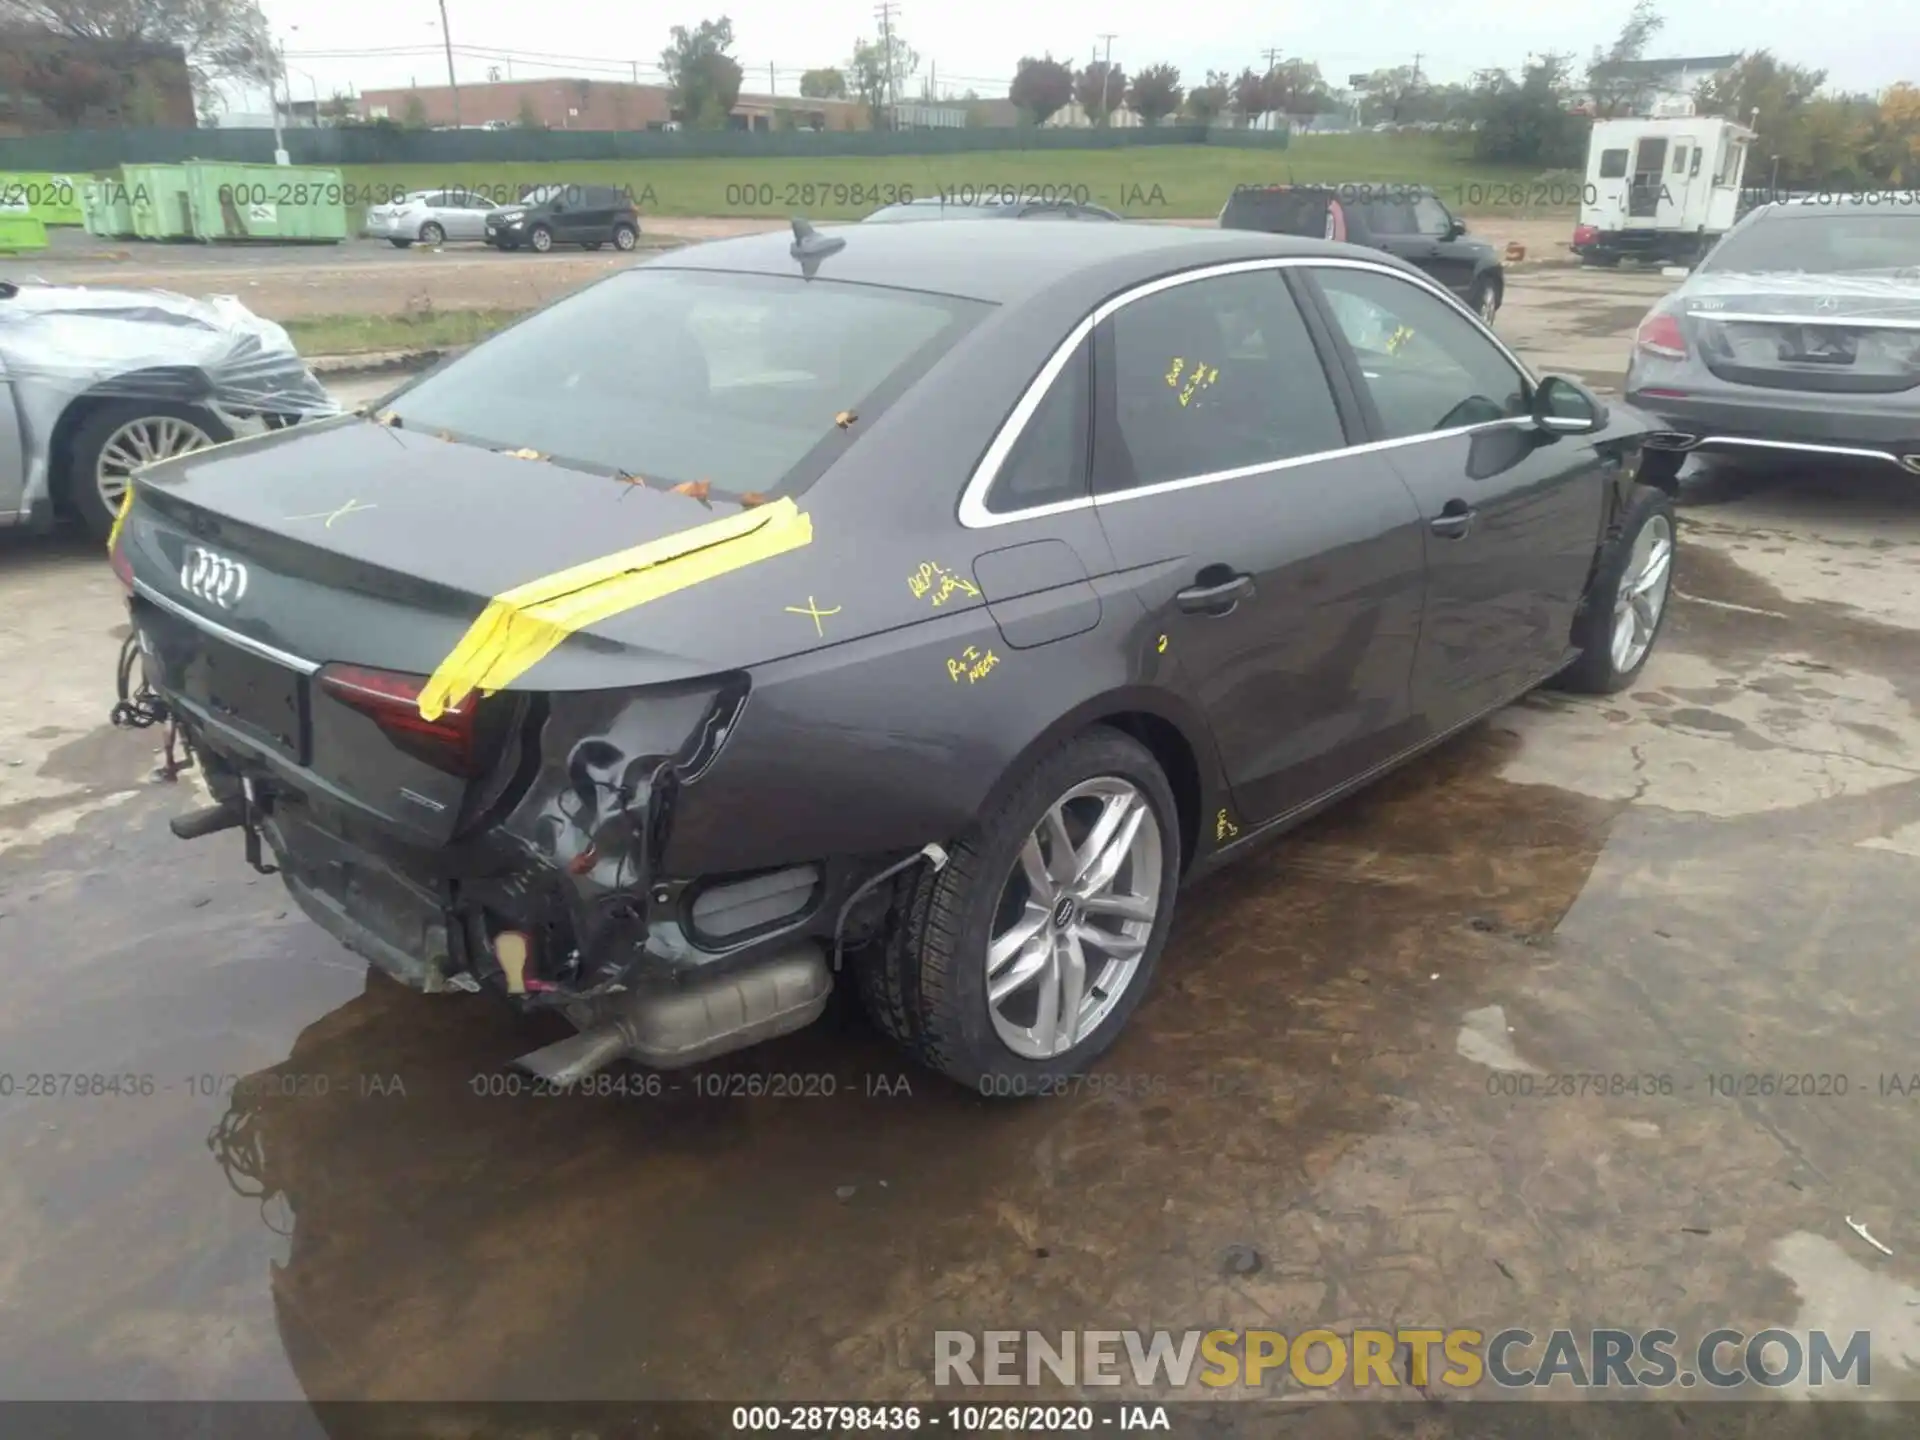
[1,261,1917,1429]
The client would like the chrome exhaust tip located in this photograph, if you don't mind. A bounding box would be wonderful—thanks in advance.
[1644,431,1701,451]
[1900,454,1920,475]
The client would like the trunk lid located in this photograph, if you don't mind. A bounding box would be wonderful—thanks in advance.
[122,414,787,689]
[121,416,795,845]
[1681,271,1920,395]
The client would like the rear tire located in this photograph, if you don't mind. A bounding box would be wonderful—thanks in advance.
[1552,487,1677,695]
[856,727,1181,1093]
[67,400,232,543]
[612,222,639,251]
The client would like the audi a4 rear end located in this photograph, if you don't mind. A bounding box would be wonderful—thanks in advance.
[111,219,1674,1092]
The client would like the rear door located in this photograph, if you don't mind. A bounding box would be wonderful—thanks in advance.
[1356,197,1443,278]
[1086,265,1430,828]
[1300,263,1608,731]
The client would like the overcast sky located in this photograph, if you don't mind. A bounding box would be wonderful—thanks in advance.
[241,0,1909,114]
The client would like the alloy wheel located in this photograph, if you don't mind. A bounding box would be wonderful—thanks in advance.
[530,227,552,252]
[1478,288,1499,324]
[1611,513,1674,673]
[614,226,637,251]
[985,777,1163,1060]
[96,415,215,513]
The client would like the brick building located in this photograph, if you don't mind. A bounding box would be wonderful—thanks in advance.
[356,78,869,132]
[0,28,196,134]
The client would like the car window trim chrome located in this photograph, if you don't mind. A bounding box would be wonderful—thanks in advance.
[132,578,322,675]
[958,255,1540,530]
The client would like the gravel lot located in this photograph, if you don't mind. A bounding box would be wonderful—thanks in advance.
[4,256,1918,1416]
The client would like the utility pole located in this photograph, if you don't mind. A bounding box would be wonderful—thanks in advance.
[270,39,289,164]
[1262,46,1281,131]
[1097,33,1116,126]
[874,1,899,128]
[1411,52,1424,86]
[770,62,776,96]
[437,0,461,126]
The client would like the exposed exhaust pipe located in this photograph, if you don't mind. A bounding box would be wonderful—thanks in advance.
[1902,454,1920,475]
[513,942,832,1086]
[1643,431,1701,451]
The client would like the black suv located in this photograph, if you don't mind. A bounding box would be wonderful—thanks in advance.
[484,185,640,254]
[1219,184,1505,323]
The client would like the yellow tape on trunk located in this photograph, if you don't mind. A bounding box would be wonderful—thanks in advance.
[416,496,813,721]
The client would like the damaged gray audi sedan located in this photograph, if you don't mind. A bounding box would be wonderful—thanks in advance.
[110,220,1678,1091]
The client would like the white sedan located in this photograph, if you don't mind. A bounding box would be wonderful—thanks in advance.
[362,190,498,247]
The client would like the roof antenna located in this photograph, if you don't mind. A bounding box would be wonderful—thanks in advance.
[790,216,845,278]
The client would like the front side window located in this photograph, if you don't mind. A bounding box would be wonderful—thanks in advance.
[1094,270,1346,494]
[1311,267,1529,439]
[387,269,987,500]
[1413,195,1453,237]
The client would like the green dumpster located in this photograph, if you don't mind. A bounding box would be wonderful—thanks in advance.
[122,165,195,240]
[0,172,83,226]
[181,162,349,242]
[0,209,49,253]
[82,178,137,239]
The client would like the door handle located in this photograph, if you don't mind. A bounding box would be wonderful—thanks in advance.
[1176,571,1255,615]
[1430,500,1476,539]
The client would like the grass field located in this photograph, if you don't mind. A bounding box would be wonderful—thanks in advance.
[335,136,1572,226]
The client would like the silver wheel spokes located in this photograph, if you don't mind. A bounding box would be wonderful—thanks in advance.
[96,416,214,509]
[986,777,1163,1060]
[1611,513,1673,674]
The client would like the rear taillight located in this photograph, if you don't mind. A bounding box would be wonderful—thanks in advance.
[318,662,483,776]
[1572,224,1598,246]
[1635,311,1688,359]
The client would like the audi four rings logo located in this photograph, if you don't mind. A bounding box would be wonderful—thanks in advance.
[179,545,249,608]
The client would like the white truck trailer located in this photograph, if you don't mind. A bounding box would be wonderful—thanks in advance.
[1572,114,1755,267]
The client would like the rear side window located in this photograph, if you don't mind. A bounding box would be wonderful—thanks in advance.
[1094,270,1346,493]
[1219,188,1332,235]
[984,338,1089,513]
[1356,199,1418,236]
[1599,149,1630,179]
[387,269,987,499]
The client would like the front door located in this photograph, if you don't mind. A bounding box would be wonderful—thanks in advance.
[1415,193,1480,293]
[1629,136,1669,220]
[1302,263,1608,732]
[1087,266,1430,828]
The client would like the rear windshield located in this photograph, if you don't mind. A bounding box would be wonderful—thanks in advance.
[1702,212,1920,274]
[1219,188,1331,235]
[385,268,986,498]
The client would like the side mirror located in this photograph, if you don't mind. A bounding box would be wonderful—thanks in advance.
[1445,219,1467,239]
[1532,374,1606,434]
